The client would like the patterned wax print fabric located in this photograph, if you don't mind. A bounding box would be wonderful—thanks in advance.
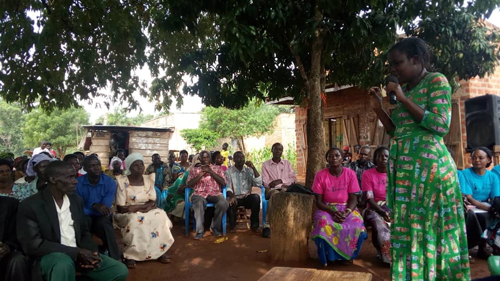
[311,168,366,260]
[114,174,174,261]
[311,203,367,260]
[387,73,469,280]
[0,182,37,201]
[166,170,192,217]
[363,203,391,264]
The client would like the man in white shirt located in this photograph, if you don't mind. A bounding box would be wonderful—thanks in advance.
[17,161,128,281]
[32,141,49,156]
[226,152,262,232]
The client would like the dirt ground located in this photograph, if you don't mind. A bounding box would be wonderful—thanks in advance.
[125,217,491,281]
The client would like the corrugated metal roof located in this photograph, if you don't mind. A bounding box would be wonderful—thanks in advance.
[83,125,174,132]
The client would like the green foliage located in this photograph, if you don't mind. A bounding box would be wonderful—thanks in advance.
[0,0,149,111]
[246,144,297,173]
[22,107,89,158]
[0,100,26,156]
[200,100,281,152]
[95,108,155,126]
[180,128,220,152]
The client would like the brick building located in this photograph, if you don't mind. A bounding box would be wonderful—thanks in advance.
[293,71,500,177]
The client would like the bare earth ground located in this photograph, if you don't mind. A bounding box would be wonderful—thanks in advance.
[125,216,490,281]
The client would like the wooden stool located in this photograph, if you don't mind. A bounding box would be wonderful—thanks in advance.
[236,206,250,229]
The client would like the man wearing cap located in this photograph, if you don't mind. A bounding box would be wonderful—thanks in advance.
[342,146,352,165]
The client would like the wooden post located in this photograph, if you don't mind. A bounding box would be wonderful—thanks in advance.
[269,192,314,262]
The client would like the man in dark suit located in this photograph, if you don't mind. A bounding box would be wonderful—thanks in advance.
[17,161,128,281]
[0,196,30,281]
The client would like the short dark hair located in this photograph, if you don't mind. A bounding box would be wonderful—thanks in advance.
[82,155,100,169]
[45,142,52,146]
[472,146,493,168]
[389,37,431,70]
[45,160,71,180]
[233,151,244,158]
[373,146,389,166]
[115,149,125,155]
[325,147,342,160]
[63,154,78,162]
[199,150,210,160]
[180,150,188,156]
[271,143,283,151]
[152,153,160,158]
[73,151,85,158]
[211,151,221,164]
[0,159,13,170]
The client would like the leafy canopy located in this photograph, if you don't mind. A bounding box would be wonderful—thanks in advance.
[181,100,282,152]
[181,128,220,152]
[0,100,26,156]
[22,107,89,158]
[1,0,499,110]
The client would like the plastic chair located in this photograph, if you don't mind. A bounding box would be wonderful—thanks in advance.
[314,232,368,266]
[185,186,227,236]
[261,186,268,227]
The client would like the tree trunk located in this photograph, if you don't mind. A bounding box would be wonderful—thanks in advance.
[269,192,313,262]
[305,9,325,188]
[236,136,246,153]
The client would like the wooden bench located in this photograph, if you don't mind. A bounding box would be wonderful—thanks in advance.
[258,267,372,281]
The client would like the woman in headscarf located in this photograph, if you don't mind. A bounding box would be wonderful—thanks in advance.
[105,156,124,181]
[26,153,53,192]
[114,153,174,269]
[165,154,199,218]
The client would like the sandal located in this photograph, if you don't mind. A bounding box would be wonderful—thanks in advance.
[337,259,353,266]
[158,254,172,264]
[125,259,136,269]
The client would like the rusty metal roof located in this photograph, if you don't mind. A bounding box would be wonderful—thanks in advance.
[82,125,174,132]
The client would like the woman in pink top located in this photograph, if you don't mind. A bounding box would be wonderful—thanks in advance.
[362,146,391,264]
[311,147,367,265]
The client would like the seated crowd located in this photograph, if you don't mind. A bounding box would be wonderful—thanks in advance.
[3,141,500,280]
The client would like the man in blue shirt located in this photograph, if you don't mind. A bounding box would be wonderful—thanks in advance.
[76,155,121,260]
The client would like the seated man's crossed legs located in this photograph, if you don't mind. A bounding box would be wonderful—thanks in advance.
[227,194,261,232]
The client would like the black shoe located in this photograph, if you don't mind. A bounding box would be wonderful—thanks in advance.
[262,227,271,238]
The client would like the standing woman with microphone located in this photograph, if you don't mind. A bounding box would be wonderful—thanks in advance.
[369,37,470,281]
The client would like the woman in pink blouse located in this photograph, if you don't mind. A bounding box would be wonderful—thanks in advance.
[361,146,391,264]
[311,147,367,265]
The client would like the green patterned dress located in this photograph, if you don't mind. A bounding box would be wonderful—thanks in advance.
[387,73,470,280]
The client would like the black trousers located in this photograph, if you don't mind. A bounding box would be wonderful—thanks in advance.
[465,210,492,249]
[86,215,121,261]
[0,250,30,281]
[227,194,261,230]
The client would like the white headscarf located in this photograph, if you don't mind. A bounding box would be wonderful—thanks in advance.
[124,153,144,175]
[108,156,123,169]
[26,153,54,177]
[188,154,200,172]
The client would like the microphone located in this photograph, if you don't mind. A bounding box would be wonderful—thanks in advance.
[385,75,399,105]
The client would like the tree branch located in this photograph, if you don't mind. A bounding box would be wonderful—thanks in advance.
[286,39,310,89]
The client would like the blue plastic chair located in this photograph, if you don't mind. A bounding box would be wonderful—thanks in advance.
[185,186,227,236]
[261,186,268,227]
